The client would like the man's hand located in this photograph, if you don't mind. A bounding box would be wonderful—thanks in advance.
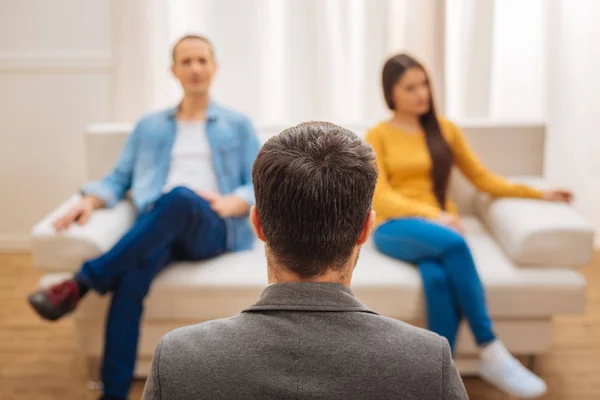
[210,195,249,218]
[53,196,104,231]
[195,190,222,203]
[541,189,574,203]
[434,211,465,234]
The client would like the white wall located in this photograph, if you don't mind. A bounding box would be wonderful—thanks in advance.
[0,0,113,249]
[545,0,600,246]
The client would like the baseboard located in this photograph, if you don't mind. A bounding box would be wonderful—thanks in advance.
[0,233,31,252]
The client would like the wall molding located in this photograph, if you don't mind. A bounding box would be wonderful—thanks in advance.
[0,51,112,73]
[0,233,31,252]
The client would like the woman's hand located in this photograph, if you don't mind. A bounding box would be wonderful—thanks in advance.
[541,189,574,203]
[435,211,465,234]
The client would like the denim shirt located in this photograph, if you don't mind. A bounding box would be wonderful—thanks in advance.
[81,102,260,252]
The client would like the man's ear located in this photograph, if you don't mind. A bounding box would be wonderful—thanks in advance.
[356,210,376,246]
[250,206,266,242]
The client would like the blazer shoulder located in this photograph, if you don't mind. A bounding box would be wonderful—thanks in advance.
[373,316,449,379]
[378,314,442,340]
[159,316,243,351]
[368,314,447,356]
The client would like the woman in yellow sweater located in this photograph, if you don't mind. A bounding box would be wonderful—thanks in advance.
[366,53,572,398]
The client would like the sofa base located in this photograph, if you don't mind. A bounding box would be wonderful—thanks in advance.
[74,317,552,382]
[81,352,540,393]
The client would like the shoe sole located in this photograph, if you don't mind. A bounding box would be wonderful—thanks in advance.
[479,369,547,399]
[27,295,62,321]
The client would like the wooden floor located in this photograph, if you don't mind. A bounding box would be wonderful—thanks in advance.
[1,252,599,400]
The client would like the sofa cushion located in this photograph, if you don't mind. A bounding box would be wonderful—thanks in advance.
[39,217,585,322]
[475,192,595,267]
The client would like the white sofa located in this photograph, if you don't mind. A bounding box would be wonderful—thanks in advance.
[31,122,594,383]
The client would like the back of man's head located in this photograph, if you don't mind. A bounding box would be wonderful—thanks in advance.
[251,121,378,279]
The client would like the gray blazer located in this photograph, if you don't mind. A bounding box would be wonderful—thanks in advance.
[142,282,468,399]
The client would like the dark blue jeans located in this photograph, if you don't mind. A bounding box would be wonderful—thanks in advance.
[75,187,227,398]
[373,217,496,352]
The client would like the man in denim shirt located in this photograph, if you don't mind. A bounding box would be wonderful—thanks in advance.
[27,35,260,400]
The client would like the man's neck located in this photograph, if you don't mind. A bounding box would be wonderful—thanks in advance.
[267,264,353,287]
[177,94,210,121]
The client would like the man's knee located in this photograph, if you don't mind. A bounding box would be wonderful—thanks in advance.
[158,186,199,210]
[165,186,196,201]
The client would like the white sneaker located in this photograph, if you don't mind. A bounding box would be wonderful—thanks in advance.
[478,340,547,398]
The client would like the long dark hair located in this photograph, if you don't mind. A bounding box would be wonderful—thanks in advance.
[381,53,453,209]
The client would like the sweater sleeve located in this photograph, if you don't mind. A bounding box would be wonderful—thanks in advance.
[448,122,543,199]
[366,128,441,219]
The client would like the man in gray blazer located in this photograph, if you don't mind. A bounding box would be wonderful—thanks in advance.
[142,122,469,400]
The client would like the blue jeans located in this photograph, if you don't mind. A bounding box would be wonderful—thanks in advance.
[373,217,496,351]
[75,187,227,398]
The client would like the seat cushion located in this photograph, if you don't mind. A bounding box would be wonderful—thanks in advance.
[40,217,586,322]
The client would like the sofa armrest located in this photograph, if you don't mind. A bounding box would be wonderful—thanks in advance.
[475,184,595,267]
[31,194,136,272]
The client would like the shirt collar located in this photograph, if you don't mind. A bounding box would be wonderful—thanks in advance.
[243,282,377,314]
[166,99,220,122]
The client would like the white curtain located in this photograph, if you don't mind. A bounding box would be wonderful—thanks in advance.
[544,0,600,242]
[112,0,545,124]
[112,0,445,126]
[111,0,169,121]
[445,0,546,121]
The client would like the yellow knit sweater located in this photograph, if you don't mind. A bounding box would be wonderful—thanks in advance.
[365,118,542,224]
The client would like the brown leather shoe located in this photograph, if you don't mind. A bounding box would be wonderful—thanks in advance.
[27,280,81,321]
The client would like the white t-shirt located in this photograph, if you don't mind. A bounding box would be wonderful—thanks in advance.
[162,120,219,193]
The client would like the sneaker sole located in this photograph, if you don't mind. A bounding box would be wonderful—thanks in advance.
[479,368,547,399]
[27,295,62,321]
